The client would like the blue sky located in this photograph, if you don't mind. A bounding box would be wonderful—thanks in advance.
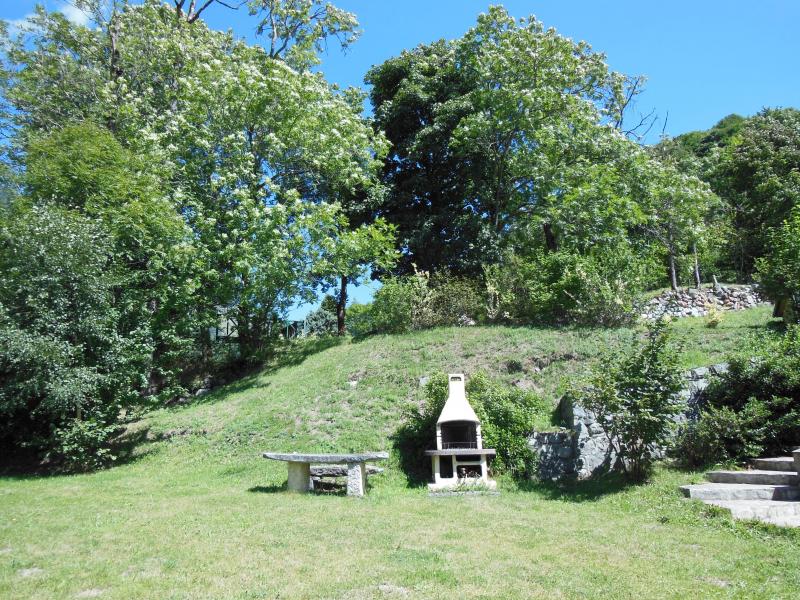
[4,1,799,317]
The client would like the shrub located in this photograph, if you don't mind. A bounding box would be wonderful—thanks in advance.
[676,326,800,465]
[0,206,146,470]
[304,298,337,337]
[672,402,769,468]
[571,319,684,480]
[485,248,642,326]
[360,270,485,336]
[393,372,549,483]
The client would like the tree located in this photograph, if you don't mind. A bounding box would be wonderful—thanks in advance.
[646,141,719,289]
[367,7,651,275]
[4,1,386,362]
[0,205,141,469]
[709,108,800,277]
[312,216,397,335]
[756,208,800,322]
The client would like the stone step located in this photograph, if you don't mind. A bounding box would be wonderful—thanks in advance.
[708,499,800,521]
[749,457,796,472]
[762,515,800,527]
[681,483,800,501]
[706,469,798,486]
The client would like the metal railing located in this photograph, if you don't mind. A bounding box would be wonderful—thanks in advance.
[440,441,478,449]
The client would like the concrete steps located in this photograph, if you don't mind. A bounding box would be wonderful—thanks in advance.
[681,453,799,528]
[750,456,795,472]
[708,499,800,521]
[706,469,798,486]
[680,483,800,501]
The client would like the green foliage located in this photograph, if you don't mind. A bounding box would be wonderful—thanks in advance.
[367,7,655,276]
[486,249,641,326]
[356,271,486,336]
[303,302,337,337]
[709,108,800,276]
[673,403,769,469]
[573,320,684,480]
[50,418,121,473]
[680,326,800,464]
[756,208,800,322]
[393,372,549,483]
[0,206,142,468]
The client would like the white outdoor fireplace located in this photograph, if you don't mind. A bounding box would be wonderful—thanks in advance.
[424,374,496,491]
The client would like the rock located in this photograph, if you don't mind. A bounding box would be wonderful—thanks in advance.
[418,376,429,388]
[349,380,358,389]
[195,388,211,397]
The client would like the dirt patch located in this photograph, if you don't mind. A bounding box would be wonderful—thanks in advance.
[76,589,105,598]
[18,567,44,578]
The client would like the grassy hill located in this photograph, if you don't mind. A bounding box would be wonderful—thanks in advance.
[2,305,799,599]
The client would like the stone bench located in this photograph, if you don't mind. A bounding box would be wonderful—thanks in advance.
[262,452,389,496]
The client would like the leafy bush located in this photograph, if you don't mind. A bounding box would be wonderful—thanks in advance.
[672,403,769,468]
[571,319,684,480]
[304,297,337,337]
[486,249,642,326]
[393,372,550,483]
[675,326,800,466]
[0,206,145,470]
[359,270,485,336]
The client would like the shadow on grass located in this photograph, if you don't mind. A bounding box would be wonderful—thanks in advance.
[517,472,637,502]
[174,336,347,410]
[248,483,287,493]
[0,425,157,479]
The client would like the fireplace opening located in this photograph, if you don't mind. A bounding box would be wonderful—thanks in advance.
[440,421,478,449]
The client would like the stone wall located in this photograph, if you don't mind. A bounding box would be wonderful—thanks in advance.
[529,364,728,481]
[640,285,765,320]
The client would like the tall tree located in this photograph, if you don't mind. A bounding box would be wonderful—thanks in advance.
[367,7,650,274]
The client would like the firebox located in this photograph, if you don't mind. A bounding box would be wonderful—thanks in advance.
[424,374,497,491]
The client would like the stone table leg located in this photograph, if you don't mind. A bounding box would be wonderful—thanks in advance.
[287,461,311,493]
[346,462,365,496]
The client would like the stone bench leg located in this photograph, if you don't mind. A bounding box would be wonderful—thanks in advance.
[794,450,800,476]
[346,462,367,497]
[287,461,311,493]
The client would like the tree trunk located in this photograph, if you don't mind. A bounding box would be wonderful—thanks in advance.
[692,243,701,288]
[668,250,678,291]
[543,222,558,252]
[337,275,347,336]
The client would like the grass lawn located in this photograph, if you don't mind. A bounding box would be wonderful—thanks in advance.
[2,305,798,599]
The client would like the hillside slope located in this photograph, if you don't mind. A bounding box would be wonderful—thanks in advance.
[3,305,799,600]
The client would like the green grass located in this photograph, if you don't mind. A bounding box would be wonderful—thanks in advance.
[2,305,798,599]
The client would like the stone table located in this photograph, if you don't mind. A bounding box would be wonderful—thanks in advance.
[262,452,389,496]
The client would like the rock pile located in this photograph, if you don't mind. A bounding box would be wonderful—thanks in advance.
[640,285,766,320]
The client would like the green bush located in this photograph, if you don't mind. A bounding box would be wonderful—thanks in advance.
[675,326,800,466]
[304,298,337,337]
[393,372,549,483]
[0,206,145,470]
[672,403,769,468]
[486,248,642,326]
[571,319,684,480]
[359,271,485,336]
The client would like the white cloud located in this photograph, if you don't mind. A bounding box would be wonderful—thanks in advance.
[6,14,35,37]
[59,3,90,27]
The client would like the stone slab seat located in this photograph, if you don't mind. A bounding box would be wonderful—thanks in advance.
[262,452,388,497]
[706,469,798,486]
